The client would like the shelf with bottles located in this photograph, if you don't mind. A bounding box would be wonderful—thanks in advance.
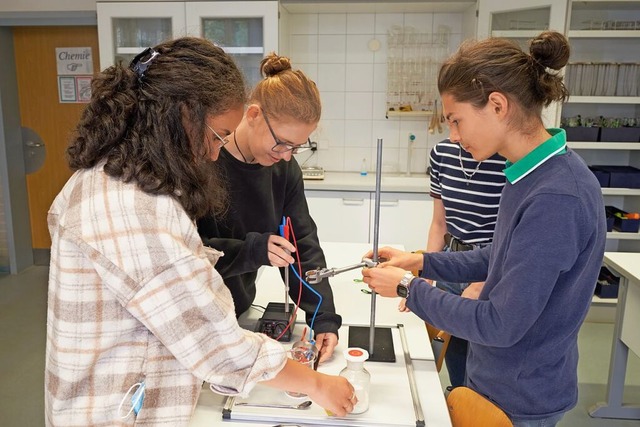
[385,25,450,116]
[569,0,640,35]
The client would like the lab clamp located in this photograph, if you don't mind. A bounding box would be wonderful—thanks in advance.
[305,258,380,284]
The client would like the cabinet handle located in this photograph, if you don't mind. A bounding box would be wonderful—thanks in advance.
[380,200,400,207]
[342,198,365,206]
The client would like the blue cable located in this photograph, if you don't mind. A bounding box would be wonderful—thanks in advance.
[289,264,322,344]
[280,216,322,344]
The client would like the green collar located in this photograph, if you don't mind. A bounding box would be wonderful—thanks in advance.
[503,128,567,184]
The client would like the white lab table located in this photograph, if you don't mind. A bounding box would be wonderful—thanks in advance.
[590,252,640,420]
[190,242,452,427]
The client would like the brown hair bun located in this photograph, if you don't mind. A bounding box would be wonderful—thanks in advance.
[529,30,570,71]
[261,52,293,78]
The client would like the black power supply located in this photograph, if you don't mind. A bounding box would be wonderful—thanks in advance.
[257,302,296,342]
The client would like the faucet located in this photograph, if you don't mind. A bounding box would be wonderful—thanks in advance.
[406,133,416,176]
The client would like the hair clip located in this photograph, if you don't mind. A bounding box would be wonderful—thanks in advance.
[130,47,160,81]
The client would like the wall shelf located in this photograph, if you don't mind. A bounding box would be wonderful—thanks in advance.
[385,110,433,118]
[607,231,640,240]
[491,30,543,38]
[601,188,640,196]
[569,30,640,38]
[567,96,640,104]
[568,142,640,150]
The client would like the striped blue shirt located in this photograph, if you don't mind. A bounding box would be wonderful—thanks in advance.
[429,140,506,244]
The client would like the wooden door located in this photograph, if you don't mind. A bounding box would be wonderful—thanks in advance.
[13,26,99,249]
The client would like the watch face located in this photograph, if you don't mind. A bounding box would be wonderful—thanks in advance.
[397,284,408,298]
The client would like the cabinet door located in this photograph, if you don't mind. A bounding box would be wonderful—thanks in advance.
[185,1,278,88]
[477,0,568,126]
[370,193,433,251]
[97,2,187,69]
[305,191,371,244]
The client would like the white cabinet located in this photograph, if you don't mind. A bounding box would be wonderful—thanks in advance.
[185,1,278,88]
[97,2,186,69]
[306,190,433,250]
[371,192,432,251]
[97,1,278,87]
[305,190,371,244]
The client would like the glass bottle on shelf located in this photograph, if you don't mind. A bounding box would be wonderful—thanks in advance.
[339,347,370,414]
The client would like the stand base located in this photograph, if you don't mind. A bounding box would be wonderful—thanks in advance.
[348,325,396,362]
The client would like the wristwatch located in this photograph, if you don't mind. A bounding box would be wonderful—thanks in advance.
[397,272,415,298]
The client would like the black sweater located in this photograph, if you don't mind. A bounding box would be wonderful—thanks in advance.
[197,148,341,336]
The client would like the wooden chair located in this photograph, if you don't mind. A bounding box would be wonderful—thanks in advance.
[447,386,512,427]
[425,322,451,372]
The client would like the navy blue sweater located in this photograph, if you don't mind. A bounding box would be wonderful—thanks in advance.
[407,150,606,419]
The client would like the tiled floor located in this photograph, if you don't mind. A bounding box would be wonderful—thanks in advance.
[1,266,639,426]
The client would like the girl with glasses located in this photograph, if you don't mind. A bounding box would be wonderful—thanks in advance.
[198,53,342,364]
[46,38,354,426]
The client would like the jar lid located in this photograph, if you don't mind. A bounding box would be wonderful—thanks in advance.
[343,347,369,362]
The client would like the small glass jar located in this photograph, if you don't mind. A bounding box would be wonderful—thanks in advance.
[285,340,318,399]
[339,347,370,414]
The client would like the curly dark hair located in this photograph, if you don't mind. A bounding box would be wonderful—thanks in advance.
[67,37,247,219]
[438,31,570,132]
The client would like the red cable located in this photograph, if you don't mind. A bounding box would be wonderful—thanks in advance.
[274,217,303,341]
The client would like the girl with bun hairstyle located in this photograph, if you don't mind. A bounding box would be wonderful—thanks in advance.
[362,31,606,426]
[198,53,342,363]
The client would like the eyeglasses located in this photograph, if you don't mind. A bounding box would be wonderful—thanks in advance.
[261,110,312,154]
[205,123,230,148]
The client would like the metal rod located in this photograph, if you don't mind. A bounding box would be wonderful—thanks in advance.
[398,324,425,426]
[284,265,289,313]
[369,138,384,354]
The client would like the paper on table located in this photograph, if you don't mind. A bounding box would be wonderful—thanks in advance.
[224,326,422,427]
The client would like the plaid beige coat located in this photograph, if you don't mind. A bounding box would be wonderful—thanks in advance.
[45,166,286,426]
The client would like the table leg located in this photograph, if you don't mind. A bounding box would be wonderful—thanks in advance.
[589,277,640,419]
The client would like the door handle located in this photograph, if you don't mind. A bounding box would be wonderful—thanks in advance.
[342,198,365,206]
[380,200,400,207]
[22,126,46,174]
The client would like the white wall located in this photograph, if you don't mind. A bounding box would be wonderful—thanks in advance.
[286,11,464,174]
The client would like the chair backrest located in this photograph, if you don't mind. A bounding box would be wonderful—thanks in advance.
[447,387,512,427]
[425,322,451,372]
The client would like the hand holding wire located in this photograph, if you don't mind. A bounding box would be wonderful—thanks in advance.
[267,235,295,267]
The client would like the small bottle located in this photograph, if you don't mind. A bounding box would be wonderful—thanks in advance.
[339,347,370,414]
[360,158,368,176]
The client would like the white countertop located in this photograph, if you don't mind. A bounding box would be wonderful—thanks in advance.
[303,171,430,193]
[189,242,451,427]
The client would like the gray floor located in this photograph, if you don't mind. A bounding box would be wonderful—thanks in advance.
[1,266,639,426]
